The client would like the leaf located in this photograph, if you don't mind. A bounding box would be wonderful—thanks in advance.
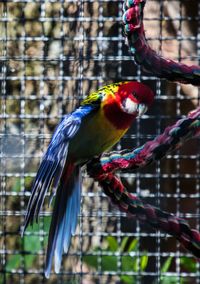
[82,237,149,280]
[24,235,41,252]
[6,254,21,271]
[26,216,51,233]
[160,257,184,284]
[24,255,36,269]
[161,256,172,273]
[140,254,148,271]
[122,256,135,271]
[132,257,139,272]
[128,239,138,252]
[102,256,117,271]
[120,237,129,252]
[83,254,118,272]
[160,276,183,284]
[82,255,98,270]
[122,254,148,273]
[180,257,197,273]
[22,235,41,269]
[43,216,51,233]
[121,274,136,284]
[25,223,40,233]
[106,236,118,252]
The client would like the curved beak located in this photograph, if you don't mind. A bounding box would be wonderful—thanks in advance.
[138,103,148,117]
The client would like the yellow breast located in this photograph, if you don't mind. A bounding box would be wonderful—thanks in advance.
[68,107,128,163]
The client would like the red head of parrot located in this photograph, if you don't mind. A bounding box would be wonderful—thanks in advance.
[102,81,154,129]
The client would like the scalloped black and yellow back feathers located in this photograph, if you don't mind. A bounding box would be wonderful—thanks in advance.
[81,82,126,106]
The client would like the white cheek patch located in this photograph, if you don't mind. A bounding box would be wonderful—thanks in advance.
[123,98,138,114]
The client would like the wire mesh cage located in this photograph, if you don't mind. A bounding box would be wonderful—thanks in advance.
[0,0,200,283]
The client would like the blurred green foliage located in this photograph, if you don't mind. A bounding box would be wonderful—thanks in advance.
[2,174,198,283]
[4,233,196,284]
[83,236,198,284]
[83,236,148,284]
[1,217,51,284]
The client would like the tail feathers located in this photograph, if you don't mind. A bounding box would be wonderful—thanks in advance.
[70,178,81,236]
[22,143,69,236]
[45,166,81,278]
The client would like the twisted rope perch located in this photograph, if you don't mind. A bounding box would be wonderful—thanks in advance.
[87,0,200,260]
[88,107,200,258]
[122,0,200,86]
[99,174,200,258]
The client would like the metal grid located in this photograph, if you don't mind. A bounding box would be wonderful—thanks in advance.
[0,0,200,283]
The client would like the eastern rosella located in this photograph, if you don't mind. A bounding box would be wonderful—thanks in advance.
[22,81,154,278]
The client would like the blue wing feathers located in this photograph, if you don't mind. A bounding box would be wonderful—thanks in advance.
[22,111,83,233]
[34,162,58,221]
[23,104,96,277]
[23,105,95,232]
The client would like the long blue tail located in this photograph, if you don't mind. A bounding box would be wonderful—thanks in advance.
[45,164,81,278]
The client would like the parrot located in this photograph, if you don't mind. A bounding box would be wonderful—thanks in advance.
[22,81,154,278]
